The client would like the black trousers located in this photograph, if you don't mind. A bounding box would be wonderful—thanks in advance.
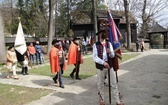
[141,46,144,52]
[70,61,80,78]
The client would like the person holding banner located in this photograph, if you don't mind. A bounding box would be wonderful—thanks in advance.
[92,30,124,105]
[15,50,29,75]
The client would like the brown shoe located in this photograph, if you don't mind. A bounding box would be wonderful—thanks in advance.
[6,75,10,79]
[116,101,124,105]
[100,100,105,105]
[13,75,19,80]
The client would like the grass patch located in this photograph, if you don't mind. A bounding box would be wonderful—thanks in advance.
[29,65,51,76]
[0,83,53,105]
[0,53,139,79]
[28,58,96,79]
[0,63,5,68]
[29,53,139,79]
[63,57,97,79]
[119,53,139,63]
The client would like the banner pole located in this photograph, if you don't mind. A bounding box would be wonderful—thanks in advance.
[115,71,118,83]
[104,19,111,104]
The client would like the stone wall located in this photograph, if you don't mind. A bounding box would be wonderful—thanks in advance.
[122,43,151,52]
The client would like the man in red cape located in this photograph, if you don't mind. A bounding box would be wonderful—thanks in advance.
[68,37,83,80]
[49,39,66,88]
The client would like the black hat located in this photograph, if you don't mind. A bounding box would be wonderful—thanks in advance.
[52,39,60,45]
[73,37,80,41]
[8,44,14,50]
[96,29,105,35]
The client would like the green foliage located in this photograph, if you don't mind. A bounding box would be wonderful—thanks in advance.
[76,0,92,10]
[2,0,48,36]
[2,0,106,37]
[56,0,69,37]
[150,34,163,45]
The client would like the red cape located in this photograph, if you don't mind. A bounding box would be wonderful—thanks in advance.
[67,42,83,65]
[49,47,59,73]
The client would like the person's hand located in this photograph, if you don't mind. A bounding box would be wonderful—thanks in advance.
[106,48,111,54]
[12,60,17,64]
[11,60,14,63]
[103,62,110,69]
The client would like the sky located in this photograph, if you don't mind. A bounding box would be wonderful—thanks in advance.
[105,0,168,28]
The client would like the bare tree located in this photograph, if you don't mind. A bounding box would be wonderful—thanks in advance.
[141,0,167,37]
[47,0,56,54]
[141,0,147,37]
[0,10,6,63]
[123,0,131,49]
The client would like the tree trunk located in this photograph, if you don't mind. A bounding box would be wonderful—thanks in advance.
[47,0,55,54]
[123,0,131,49]
[0,11,6,63]
[141,0,147,38]
[92,0,98,43]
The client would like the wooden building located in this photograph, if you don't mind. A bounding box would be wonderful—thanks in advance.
[70,10,138,44]
[5,37,48,46]
[148,23,168,49]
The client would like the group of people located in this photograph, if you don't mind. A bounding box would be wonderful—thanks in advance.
[5,32,124,105]
[27,41,43,65]
[49,37,83,88]
[49,29,124,105]
[5,41,43,79]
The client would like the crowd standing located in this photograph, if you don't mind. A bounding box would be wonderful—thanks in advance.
[5,41,44,79]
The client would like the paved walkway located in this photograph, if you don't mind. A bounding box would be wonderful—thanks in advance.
[0,49,168,105]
